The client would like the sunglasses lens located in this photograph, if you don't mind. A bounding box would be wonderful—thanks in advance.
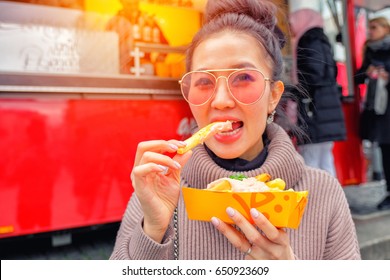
[229,70,265,104]
[181,71,215,105]
[180,69,266,105]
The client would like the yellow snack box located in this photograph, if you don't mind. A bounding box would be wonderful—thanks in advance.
[182,187,308,229]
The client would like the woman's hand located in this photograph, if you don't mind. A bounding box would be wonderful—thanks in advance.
[366,65,377,78]
[131,140,192,243]
[211,207,295,260]
[367,65,389,81]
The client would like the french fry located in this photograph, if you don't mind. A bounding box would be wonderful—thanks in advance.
[265,178,286,190]
[255,173,271,182]
[207,180,231,192]
[177,121,232,154]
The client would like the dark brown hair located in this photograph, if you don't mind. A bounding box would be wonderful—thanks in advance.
[185,0,286,82]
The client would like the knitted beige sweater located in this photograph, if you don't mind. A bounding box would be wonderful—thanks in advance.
[110,124,361,260]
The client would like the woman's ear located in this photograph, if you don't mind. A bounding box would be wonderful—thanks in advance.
[268,80,284,113]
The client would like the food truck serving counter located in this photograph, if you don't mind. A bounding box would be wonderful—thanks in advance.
[0,72,194,239]
[0,0,198,240]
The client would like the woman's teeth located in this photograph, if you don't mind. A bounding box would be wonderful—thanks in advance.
[218,129,240,136]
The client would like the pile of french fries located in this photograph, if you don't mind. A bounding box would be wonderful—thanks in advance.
[208,173,288,192]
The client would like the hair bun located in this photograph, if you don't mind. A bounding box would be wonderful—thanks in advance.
[204,0,277,31]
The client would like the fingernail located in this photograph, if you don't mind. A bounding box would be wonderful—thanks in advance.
[211,217,220,227]
[158,164,168,175]
[226,207,235,217]
[179,141,187,146]
[169,144,178,150]
[173,161,181,169]
[250,208,259,218]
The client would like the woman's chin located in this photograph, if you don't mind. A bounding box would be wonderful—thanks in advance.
[212,146,245,160]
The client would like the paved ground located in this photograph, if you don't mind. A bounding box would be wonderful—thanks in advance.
[353,210,390,259]
[344,180,387,214]
[0,224,118,260]
[344,180,390,259]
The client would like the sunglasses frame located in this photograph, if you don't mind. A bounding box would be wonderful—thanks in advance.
[178,68,273,106]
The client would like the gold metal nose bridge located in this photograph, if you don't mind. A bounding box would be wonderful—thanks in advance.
[214,75,230,87]
[211,75,234,103]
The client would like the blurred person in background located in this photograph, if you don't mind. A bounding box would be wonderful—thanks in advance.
[106,0,140,74]
[289,8,346,177]
[106,0,168,74]
[355,16,390,210]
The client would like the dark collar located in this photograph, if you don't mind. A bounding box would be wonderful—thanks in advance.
[204,136,270,171]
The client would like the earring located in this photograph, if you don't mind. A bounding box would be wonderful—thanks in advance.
[267,110,276,124]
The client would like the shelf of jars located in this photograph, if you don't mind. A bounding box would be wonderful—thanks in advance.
[130,42,187,78]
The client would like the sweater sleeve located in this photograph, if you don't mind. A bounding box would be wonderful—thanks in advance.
[323,183,361,260]
[109,193,175,260]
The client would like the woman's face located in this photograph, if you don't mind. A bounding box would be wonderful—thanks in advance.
[189,32,283,161]
[368,21,389,41]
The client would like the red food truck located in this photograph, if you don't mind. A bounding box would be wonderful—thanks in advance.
[0,0,388,243]
[0,0,200,242]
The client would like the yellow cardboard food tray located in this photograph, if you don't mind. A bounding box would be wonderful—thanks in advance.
[182,187,308,229]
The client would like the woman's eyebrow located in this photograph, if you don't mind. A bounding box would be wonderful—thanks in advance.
[195,63,257,71]
[231,62,257,68]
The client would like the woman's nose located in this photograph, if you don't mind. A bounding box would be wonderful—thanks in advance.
[211,76,235,109]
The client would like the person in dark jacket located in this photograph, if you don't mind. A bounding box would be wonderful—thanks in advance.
[289,8,346,177]
[355,16,390,210]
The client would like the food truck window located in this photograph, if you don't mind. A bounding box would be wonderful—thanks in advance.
[0,0,201,79]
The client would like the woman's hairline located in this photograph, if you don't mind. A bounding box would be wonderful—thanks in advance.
[187,28,276,74]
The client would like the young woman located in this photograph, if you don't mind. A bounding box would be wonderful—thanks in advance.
[356,16,390,210]
[110,0,360,260]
